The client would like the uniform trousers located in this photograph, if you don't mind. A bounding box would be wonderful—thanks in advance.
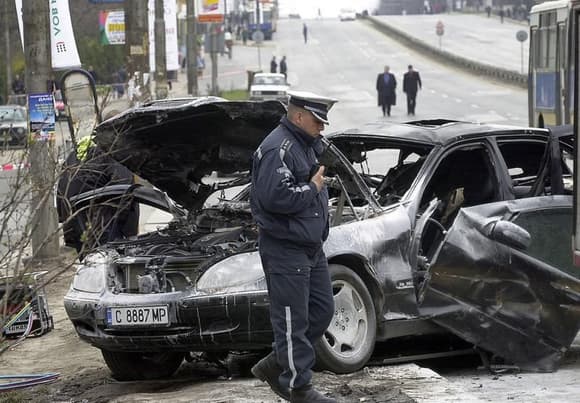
[258,233,334,390]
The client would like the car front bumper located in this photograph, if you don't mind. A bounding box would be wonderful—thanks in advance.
[64,289,273,352]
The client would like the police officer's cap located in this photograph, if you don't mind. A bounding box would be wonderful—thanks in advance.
[287,90,338,125]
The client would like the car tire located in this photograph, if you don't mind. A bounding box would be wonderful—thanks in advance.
[315,264,376,373]
[101,350,184,381]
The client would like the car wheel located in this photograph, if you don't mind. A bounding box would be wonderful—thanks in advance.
[101,350,184,380]
[315,264,376,373]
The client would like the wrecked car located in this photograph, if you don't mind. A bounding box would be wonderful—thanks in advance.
[64,98,580,381]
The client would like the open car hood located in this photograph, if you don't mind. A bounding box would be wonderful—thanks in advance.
[418,197,580,372]
[93,98,286,211]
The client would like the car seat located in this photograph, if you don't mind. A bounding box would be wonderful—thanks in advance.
[462,170,496,207]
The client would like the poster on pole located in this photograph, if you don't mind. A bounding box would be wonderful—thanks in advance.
[197,0,224,23]
[99,10,125,45]
[50,0,82,69]
[28,94,56,142]
[149,0,180,72]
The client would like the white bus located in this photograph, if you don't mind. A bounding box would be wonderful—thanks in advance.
[528,0,576,128]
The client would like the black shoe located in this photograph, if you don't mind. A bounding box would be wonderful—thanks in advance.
[291,384,336,403]
[251,352,290,401]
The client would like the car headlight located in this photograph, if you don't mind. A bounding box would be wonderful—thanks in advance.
[72,252,108,293]
[196,251,266,294]
[277,91,285,95]
[252,91,262,96]
[16,128,25,135]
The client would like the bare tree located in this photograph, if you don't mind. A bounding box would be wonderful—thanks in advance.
[0,120,138,353]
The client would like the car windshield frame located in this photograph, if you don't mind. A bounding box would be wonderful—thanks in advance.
[252,75,287,86]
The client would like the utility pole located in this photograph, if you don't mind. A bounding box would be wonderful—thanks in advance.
[186,0,198,96]
[4,0,12,103]
[125,0,150,105]
[210,23,218,95]
[24,0,59,259]
[154,0,168,99]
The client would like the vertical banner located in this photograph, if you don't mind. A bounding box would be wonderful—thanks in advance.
[149,0,180,72]
[50,0,81,69]
[15,0,23,50]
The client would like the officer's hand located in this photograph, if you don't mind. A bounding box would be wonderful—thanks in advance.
[311,165,325,191]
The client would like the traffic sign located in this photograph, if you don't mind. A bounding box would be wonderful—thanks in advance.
[516,30,528,42]
[436,21,444,36]
[252,30,265,44]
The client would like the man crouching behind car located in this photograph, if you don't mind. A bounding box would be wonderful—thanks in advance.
[250,91,338,403]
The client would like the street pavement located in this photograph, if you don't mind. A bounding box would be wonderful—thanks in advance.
[373,12,530,74]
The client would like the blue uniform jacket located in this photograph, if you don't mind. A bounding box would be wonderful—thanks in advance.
[250,116,329,246]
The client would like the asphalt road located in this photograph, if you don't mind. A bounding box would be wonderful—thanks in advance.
[272,18,527,131]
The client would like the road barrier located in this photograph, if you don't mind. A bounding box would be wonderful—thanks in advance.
[366,16,527,88]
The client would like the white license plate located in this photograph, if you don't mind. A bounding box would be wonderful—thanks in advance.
[5,323,28,334]
[107,306,169,327]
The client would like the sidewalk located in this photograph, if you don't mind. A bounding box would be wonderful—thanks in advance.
[372,12,529,75]
[165,40,278,98]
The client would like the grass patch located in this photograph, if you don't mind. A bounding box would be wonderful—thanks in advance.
[219,89,249,101]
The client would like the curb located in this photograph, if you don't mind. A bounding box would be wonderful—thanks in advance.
[365,16,528,88]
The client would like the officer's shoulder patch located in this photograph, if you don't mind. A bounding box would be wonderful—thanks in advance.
[280,138,294,153]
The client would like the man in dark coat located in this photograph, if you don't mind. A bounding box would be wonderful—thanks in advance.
[11,74,25,95]
[403,65,422,115]
[376,65,397,117]
[57,136,139,258]
[250,90,338,403]
[280,56,288,79]
[303,23,308,44]
[270,56,278,73]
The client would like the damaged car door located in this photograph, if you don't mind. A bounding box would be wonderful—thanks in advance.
[417,198,580,372]
[416,127,580,372]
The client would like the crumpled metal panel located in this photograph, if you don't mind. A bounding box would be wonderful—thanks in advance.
[93,99,286,211]
[419,199,580,371]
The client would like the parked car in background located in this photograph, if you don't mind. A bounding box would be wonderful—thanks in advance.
[0,105,28,147]
[64,98,580,381]
[249,73,289,102]
[339,8,357,21]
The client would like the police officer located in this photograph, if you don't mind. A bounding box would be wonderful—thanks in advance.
[250,91,337,403]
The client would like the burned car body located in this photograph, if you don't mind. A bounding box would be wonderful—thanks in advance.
[64,98,580,380]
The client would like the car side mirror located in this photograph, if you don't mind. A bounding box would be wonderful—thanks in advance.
[488,220,531,250]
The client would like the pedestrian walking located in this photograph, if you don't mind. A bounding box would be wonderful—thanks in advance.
[403,65,422,115]
[270,56,278,73]
[280,56,288,79]
[224,30,233,59]
[242,27,248,45]
[376,65,397,117]
[250,90,338,403]
[303,23,308,44]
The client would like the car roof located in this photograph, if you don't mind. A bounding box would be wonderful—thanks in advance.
[329,119,551,146]
[254,73,285,78]
[0,104,26,109]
